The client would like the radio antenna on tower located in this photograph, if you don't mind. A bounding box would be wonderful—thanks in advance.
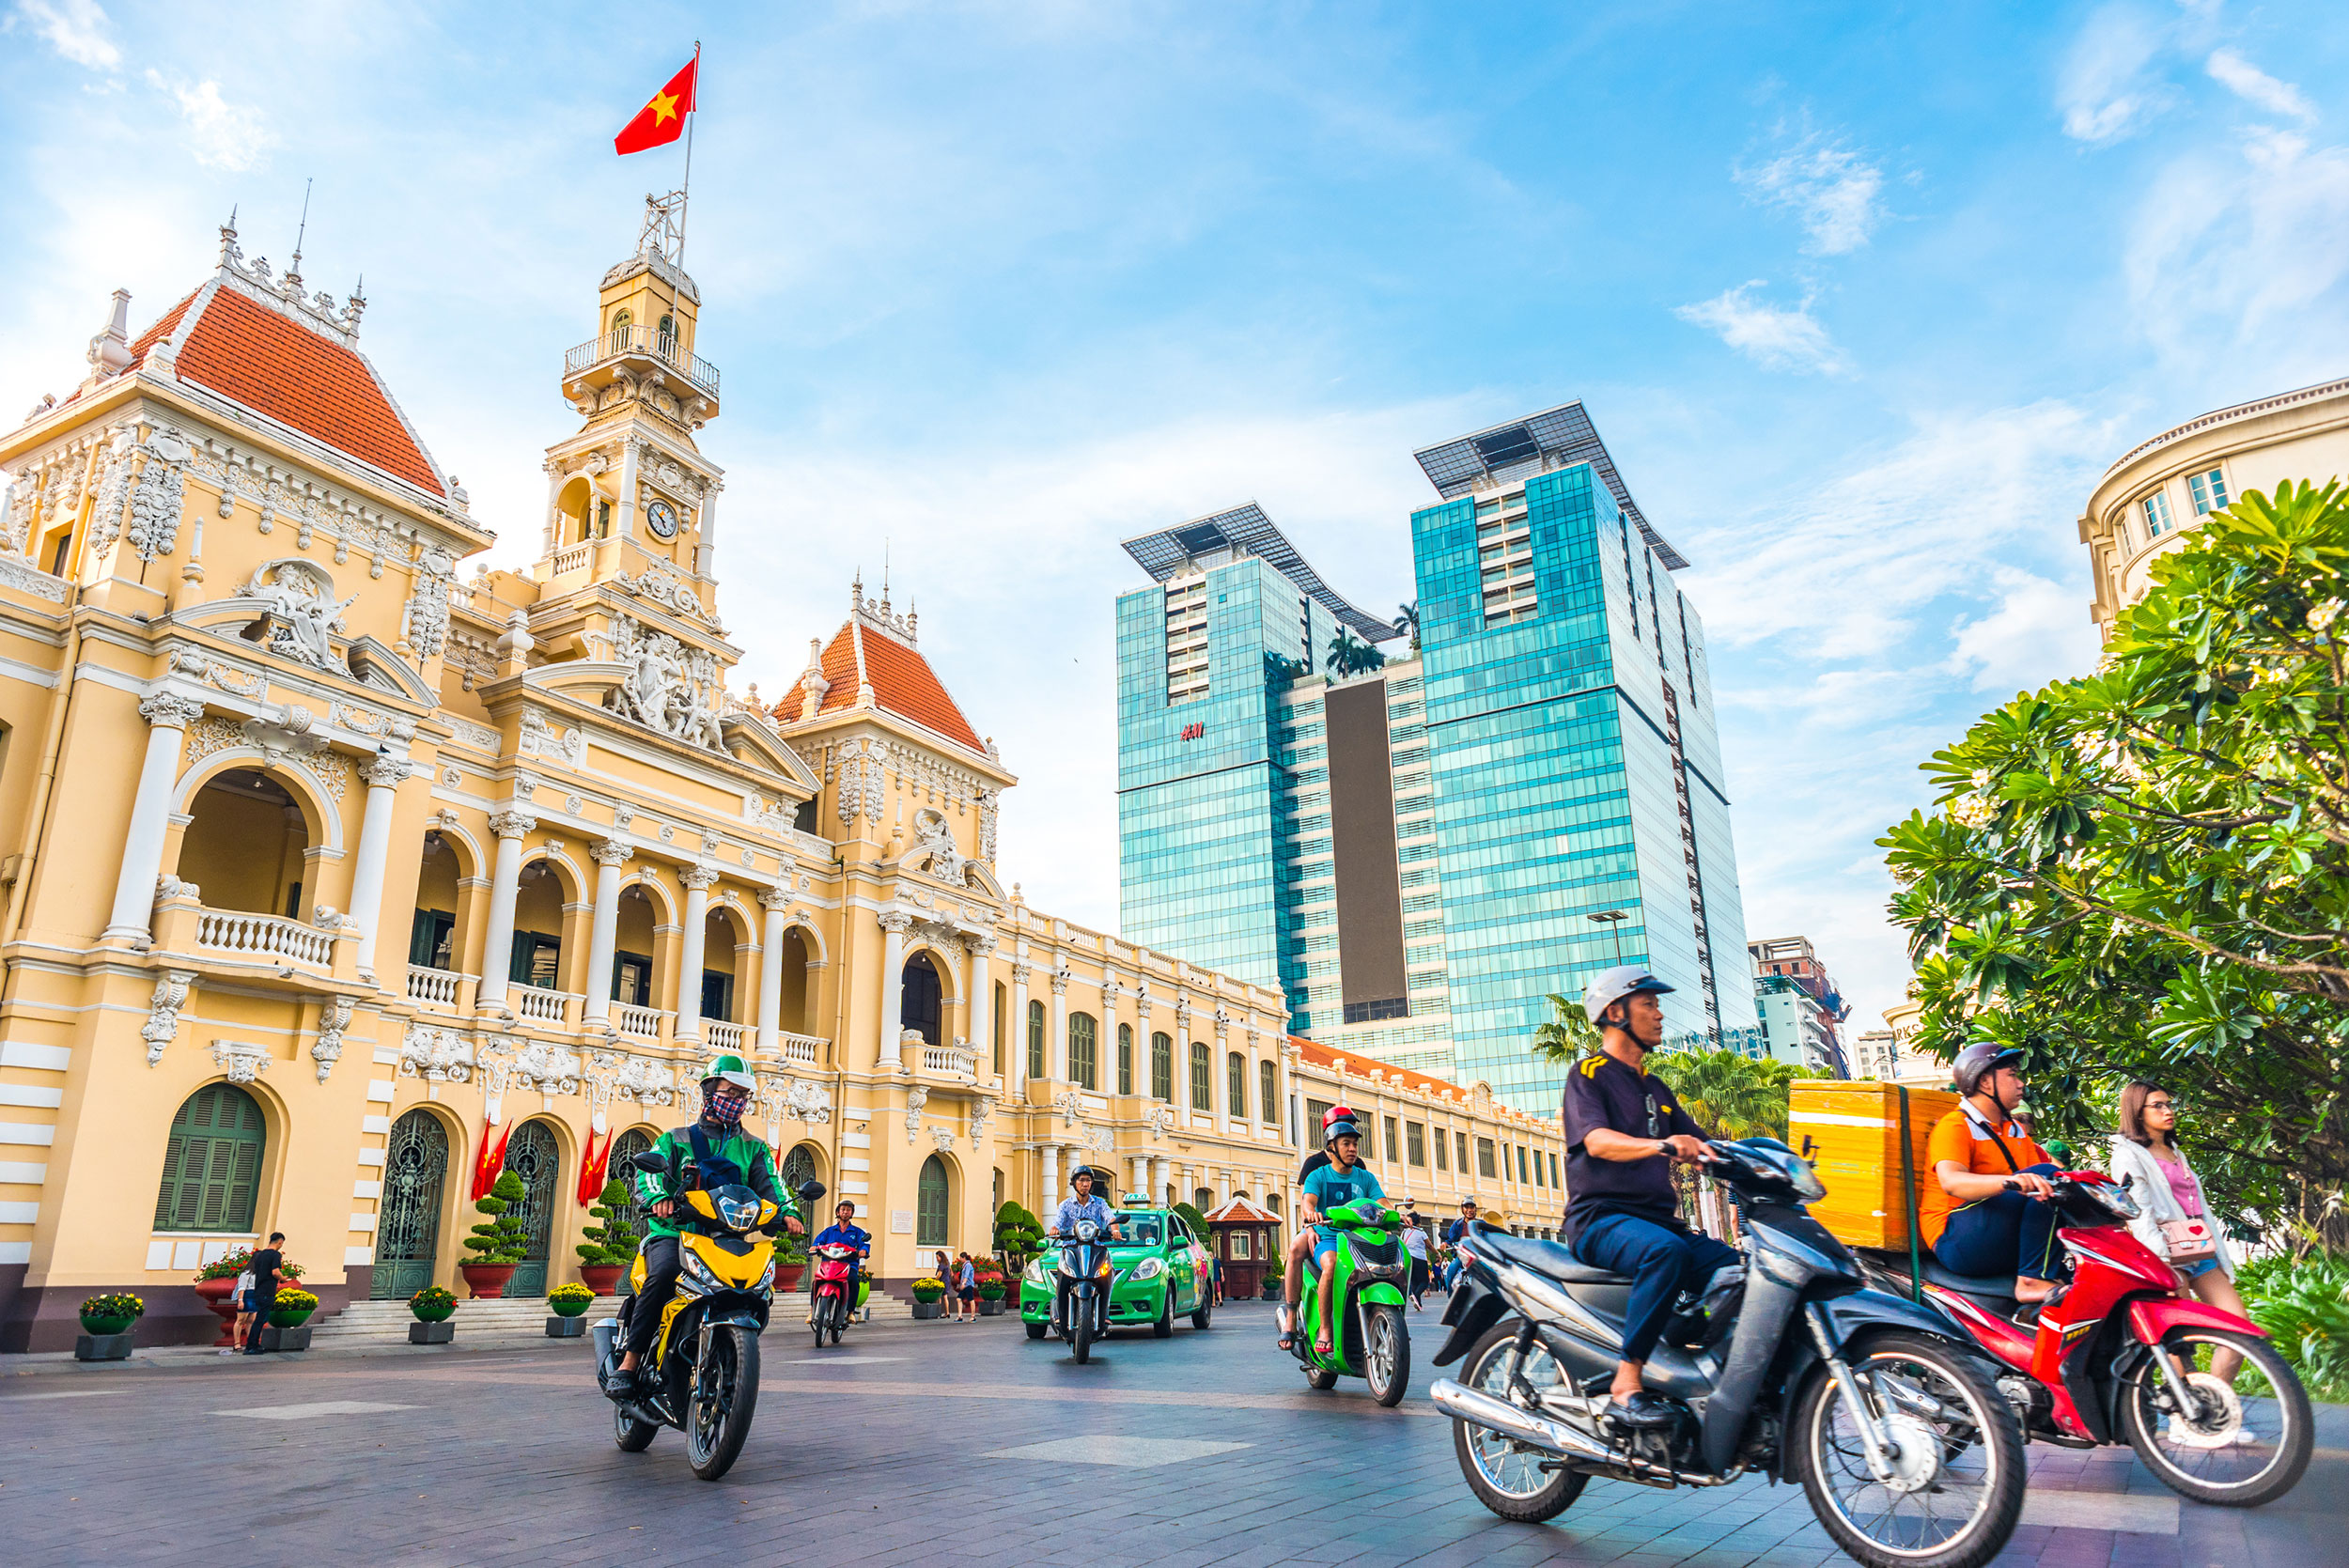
[290,178,314,278]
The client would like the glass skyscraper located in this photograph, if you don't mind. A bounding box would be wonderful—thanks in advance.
[1116,405,1755,1111]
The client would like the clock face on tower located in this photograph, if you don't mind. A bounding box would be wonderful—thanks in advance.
[645,498,680,540]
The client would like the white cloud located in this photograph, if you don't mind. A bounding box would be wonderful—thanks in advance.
[1674,282,1849,375]
[1736,139,1887,254]
[2205,49,2316,124]
[145,72,275,172]
[8,0,117,69]
[1946,569,2098,694]
[2056,3,2171,144]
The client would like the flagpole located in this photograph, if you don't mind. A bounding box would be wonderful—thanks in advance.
[676,39,700,270]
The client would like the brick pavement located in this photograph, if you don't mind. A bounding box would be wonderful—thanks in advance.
[1,1299,2339,1567]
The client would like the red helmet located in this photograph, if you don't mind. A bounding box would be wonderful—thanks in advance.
[1322,1103,1357,1131]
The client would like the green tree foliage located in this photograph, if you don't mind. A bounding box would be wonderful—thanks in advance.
[1173,1200,1215,1240]
[1395,601,1422,652]
[1648,1050,1800,1142]
[463,1169,530,1265]
[575,1176,638,1267]
[1881,480,2349,1240]
[1324,629,1384,678]
[1529,992,1601,1066]
[992,1201,1045,1269]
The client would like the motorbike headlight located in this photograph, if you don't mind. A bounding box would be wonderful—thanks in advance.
[758,1260,776,1290]
[1133,1257,1164,1281]
[680,1248,720,1290]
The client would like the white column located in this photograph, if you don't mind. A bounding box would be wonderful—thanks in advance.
[676,864,717,1041]
[105,692,204,940]
[1041,1144,1060,1216]
[966,936,994,1074]
[541,461,564,555]
[696,484,719,578]
[756,888,789,1052]
[1153,1157,1170,1209]
[348,755,411,980]
[1131,1155,1148,1203]
[474,812,536,1012]
[1049,970,1068,1081]
[1010,962,1031,1095]
[583,839,630,1024]
[877,910,910,1067]
[615,437,641,539]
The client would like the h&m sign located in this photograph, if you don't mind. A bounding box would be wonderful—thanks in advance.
[1179,722,1206,741]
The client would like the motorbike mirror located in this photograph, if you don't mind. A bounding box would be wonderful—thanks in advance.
[630,1151,667,1174]
[797,1180,828,1203]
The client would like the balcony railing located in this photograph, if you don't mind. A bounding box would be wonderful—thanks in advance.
[407,966,468,1011]
[615,1003,668,1040]
[562,325,721,397]
[196,908,335,968]
[705,1019,750,1052]
[515,986,577,1027]
[923,1043,979,1077]
[550,542,594,576]
[770,1032,826,1065]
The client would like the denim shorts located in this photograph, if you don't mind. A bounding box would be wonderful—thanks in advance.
[241,1291,257,1311]
[2177,1256,2223,1280]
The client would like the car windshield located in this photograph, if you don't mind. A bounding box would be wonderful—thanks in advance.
[1119,1218,1163,1247]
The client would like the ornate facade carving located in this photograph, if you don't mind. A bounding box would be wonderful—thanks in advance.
[402,545,455,660]
[613,558,718,626]
[930,1125,956,1153]
[398,1023,474,1083]
[209,1038,271,1083]
[605,613,724,752]
[240,558,357,672]
[141,970,195,1066]
[1144,1103,1176,1141]
[307,996,356,1083]
[138,691,204,730]
[519,707,586,765]
[123,427,191,566]
[904,1085,928,1143]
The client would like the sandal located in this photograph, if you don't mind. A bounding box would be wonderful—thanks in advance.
[1315,1335,1333,1357]
[1274,1305,1295,1350]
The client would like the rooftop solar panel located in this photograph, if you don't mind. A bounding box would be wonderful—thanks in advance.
[1412,401,1689,569]
[1120,503,1401,642]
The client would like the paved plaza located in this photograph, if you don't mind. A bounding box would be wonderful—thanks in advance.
[2,1299,2341,1567]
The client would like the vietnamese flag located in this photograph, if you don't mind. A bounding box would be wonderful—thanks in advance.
[614,55,697,155]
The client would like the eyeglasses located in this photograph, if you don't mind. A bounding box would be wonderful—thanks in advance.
[2144,1099,2177,1112]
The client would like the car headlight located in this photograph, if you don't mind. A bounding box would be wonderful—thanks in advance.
[1133,1257,1164,1281]
[1023,1259,1047,1285]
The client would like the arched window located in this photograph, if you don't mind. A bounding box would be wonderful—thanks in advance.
[1269,1191,1283,1216]
[901,953,942,1047]
[153,1083,266,1234]
[992,982,1006,1076]
[608,308,633,355]
[1027,1000,1046,1080]
[1151,1032,1173,1101]
[781,1142,820,1207]
[1117,1024,1133,1095]
[1259,1059,1278,1124]
[1193,1186,1215,1212]
[657,313,677,355]
[607,1127,656,1235]
[1190,1041,1211,1110]
[917,1155,950,1247]
[1068,1013,1097,1091]
[1227,1051,1246,1115]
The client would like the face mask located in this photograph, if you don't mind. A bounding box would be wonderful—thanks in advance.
[704,1083,749,1125]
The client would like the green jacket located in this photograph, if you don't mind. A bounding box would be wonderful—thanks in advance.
[634,1121,791,1240]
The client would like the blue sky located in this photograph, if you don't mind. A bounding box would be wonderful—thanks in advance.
[6,1,2346,1033]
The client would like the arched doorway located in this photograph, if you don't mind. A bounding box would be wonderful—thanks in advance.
[372,1110,450,1298]
[153,1082,266,1233]
[901,952,942,1047]
[502,1120,561,1296]
[916,1155,950,1247]
[608,1126,656,1236]
[781,1142,820,1210]
[178,770,308,918]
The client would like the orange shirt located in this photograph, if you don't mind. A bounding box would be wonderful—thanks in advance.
[1918,1106,2051,1248]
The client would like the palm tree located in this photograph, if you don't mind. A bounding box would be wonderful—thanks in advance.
[1324,629,1383,678]
[1647,1049,1797,1142]
[1394,602,1421,652]
[1529,993,1601,1067]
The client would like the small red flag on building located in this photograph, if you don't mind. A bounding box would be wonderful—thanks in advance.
[614,54,697,155]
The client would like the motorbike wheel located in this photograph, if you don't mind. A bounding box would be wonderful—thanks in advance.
[811,1295,829,1350]
[613,1398,660,1453]
[1025,1320,1047,1340]
[2120,1327,2312,1507]
[1304,1364,1339,1390]
[1362,1303,1411,1408]
[1073,1307,1095,1365]
[829,1322,843,1346]
[1153,1292,1174,1339]
[1451,1319,1587,1523]
[685,1325,760,1483]
[1790,1329,2023,1568]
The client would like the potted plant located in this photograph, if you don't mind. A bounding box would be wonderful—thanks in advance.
[79,1291,144,1337]
[546,1281,595,1337]
[574,1177,637,1296]
[269,1288,319,1327]
[992,1202,1045,1278]
[910,1276,947,1319]
[409,1284,458,1344]
[459,1169,528,1297]
[975,1268,1006,1316]
[1261,1259,1284,1300]
[773,1231,807,1294]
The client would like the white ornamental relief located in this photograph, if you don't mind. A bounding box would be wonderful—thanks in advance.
[1053,1087,1082,1127]
[614,559,718,626]
[759,1076,833,1126]
[519,708,587,766]
[209,1038,271,1084]
[606,613,725,753]
[1088,1126,1114,1155]
[1144,1103,1176,1141]
[968,1095,994,1144]
[607,1052,679,1108]
[239,557,358,673]
[930,1125,956,1154]
[310,996,356,1084]
[402,545,455,661]
[142,970,196,1066]
[905,1085,928,1144]
[977,788,1000,864]
[123,427,191,566]
[511,1040,583,1094]
[398,1022,474,1083]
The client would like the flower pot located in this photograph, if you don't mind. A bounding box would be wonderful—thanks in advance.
[578,1264,626,1296]
[978,1297,1003,1316]
[79,1314,136,1337]
[411,1300,456,1324]
[75,1332,134,1361]
[409,1320,455,1344]
[545,1315,587,1337]
[776,1263,805,1293]
[459,1262,517,1299]
[550,1297,591,1318]
[910,1300,943,1320]
[194,1276,241,1347]
[268,1306,315,1328]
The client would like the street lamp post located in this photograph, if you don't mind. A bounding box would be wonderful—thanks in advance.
[1587,909,1628,965]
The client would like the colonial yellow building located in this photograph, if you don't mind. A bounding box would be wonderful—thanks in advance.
[0,203,1561,1352]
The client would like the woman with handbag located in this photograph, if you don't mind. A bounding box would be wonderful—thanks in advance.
[2109,1081,2247,1380]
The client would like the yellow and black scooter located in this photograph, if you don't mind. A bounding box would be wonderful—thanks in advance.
[593,1153,825,1481]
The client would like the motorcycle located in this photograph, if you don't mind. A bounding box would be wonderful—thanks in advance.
[1049,1218,1116,1363]
[1856,1170,2312,1508]
[808,1241,862,1348]
[1431,1140,2025,1568]
[591,1154,826,1481]
[1292,1201,1412,1407]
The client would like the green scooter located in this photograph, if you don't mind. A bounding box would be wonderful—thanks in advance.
[1293,1202,1412,1406]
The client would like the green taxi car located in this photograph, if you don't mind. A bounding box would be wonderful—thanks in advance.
[1020,1198,1214,1340]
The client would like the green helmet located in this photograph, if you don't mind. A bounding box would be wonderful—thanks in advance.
[702,1053,756,1093]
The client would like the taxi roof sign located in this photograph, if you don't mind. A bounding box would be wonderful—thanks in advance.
[1120,1192,1152,1207]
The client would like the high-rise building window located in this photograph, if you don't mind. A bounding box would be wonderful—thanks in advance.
[2186,467,2230,516]
[1027,1000,1046,1080]
[1118,1023,1134,1095]
[1069,1013,1097,1091]
[1190,1041,1212,1110]
[2140,489,2176,539]
[1151,1032,1174,1100]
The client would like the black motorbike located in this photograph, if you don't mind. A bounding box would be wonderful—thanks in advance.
[1430,1139,2025,1568]
[1050,1218,1117,1363]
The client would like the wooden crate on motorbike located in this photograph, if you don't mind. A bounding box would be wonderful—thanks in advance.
[1788,1080,1956,1250]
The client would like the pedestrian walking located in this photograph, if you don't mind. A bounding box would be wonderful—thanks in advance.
[2109,1081,2249,1382]
[1401,1214,1431,1309]
[224,1258,258,1356]
[955,1251,978,1321]
[1442,1199,1480,1292]
[243,1231,285,1355]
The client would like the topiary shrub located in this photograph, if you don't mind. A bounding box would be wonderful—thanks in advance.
[575,1176,638,1267]
[993,1200,1045,1272]
[463,1169,530,1265]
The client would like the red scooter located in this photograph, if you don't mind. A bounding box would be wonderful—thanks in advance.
[1859,1170,2310,1506]
[809,1242,862,1349]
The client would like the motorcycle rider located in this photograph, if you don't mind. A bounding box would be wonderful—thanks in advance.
[1299,1118,1384,1358]
[811,1199,872,1318]
[1277,1101,1359,1350]
[608,1054,802,1400]
[1921,1043,2062,1305]
[1046,1165,1126,1240]
[1560,965,1738,1431]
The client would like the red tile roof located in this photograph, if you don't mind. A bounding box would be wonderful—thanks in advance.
[1292,1034,1551,1122]
[1201,1196,1280,1225]
[805,616,986,753]
[128,280,444,496]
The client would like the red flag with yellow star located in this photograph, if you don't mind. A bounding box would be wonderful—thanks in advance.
[614,55,696,155]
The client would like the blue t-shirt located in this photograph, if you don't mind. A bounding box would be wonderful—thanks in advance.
[1303,1162,1383,1224]
[813,1223,869,1253]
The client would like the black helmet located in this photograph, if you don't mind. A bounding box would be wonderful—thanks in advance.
[1324,1118,1362,1148]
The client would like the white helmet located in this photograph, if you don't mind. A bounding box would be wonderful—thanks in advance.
[1582,965,1674,1026]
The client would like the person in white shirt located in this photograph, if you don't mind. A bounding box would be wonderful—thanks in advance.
[1400,1214,1432,1309]
[2109,1081,2247,1381]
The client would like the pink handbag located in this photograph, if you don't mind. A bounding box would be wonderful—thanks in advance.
[2160,1217,2217,1265]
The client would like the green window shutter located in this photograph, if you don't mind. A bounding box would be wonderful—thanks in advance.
[155,1084,266,1233]
[153,1132,189,1229]
[511,931,537,985]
